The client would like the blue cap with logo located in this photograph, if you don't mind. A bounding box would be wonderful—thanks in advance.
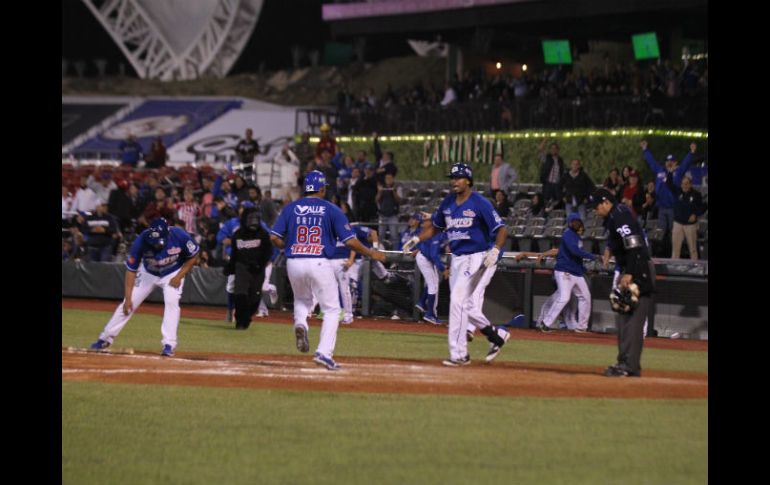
[303,170,328,193]
[448,163,473,184]
[147,218,169,249]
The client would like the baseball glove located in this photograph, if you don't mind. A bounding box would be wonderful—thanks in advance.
[609,283,640,314]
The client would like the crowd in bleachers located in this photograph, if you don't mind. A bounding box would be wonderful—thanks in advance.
[337,58,708,112]
[62,126,708,266]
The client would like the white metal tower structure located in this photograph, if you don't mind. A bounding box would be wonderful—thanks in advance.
[81,0,263,80]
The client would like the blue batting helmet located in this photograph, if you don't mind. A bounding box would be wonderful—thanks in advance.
[147,218,169,249]
[448,163,473,185]
[303,170,328,193]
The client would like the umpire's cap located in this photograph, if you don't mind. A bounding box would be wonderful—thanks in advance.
[586,188,615,209]
[303,170,328,193]
[448,163,473,185]
[147,218,169,249]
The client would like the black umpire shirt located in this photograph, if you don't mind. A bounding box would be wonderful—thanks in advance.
[603,203,655,296]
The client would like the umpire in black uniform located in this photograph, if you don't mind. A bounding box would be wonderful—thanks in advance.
[225,207,273,330]
[587,188,656,377]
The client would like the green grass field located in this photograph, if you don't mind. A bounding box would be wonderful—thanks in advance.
[62,308,708,485]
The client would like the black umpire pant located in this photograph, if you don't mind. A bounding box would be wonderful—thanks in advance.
[616,296,653,376]
[233,263,265,329]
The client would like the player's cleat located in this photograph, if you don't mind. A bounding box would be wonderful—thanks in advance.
[161,344,174,357]
[295,326,310,353]
[537,323,554,333]
[442,355,471,367]
[466,330,475,342]
[313,352,341,370]
[89,339,110,350]
[603,363,640,378]
[572,328,588,333]
[341,316,354,325]
[255,310,268,318]
[414,303,426,313]
[423,314,443,325]
[485,328,511,362]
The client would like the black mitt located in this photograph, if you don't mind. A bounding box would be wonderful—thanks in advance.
[609,283,640,314]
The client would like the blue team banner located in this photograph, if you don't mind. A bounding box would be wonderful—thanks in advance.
[73,99,242,156]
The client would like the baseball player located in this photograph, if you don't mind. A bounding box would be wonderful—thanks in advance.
[516,250,582,331]
[225,207,273,330]
[89,217,200,356]
[398,213,422,250]
[411,214,448,325]
[270,170,385,370]
[402,163,510,366]
[218,201,257,321]
[587,188,656,377]
[347,225,393,310]
[330,232,357,325]
[522,214,600,333]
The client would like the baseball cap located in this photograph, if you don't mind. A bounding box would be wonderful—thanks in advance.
[303,170,328,193]
[665,154,677,161]
[566,212,583,224]
[586,188,615,209]
[410,212,422,221]
[447,163,473,181]
[320,123,331,132]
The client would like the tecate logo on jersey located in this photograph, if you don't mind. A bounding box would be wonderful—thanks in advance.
[294,205,326,216]
[446,216,473,228]
[290,244,324,255]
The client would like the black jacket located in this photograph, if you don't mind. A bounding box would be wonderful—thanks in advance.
[560,169,595,205]
[539,154,565,185]
[603,203,655,295]
[226,225,272,275]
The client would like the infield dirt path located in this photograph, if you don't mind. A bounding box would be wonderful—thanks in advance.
[62,298,708,399]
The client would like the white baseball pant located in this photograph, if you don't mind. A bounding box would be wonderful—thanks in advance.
[331,259,354,321]
[257,262,276,315]
[447,252,496,361]
[99,266,185,349]
[538,284,584,329]
[416,253,440,315]
[542,270,591,330]
[613,270,648,337]
[287,258,341,358]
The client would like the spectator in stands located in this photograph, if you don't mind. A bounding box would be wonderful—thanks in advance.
[144,137,168,168]
[230,173,250,203]
[398,212,423,251]
[337,155,355,203]
[376,173,403,248]
[641,140,697,256]
[621,169,642,216]
[667,174,706,260]
[489,153,517,199]
[560,159,595,221]
[317,149,339,201]
[273,143,299,167]
[493,190,512,218]
[87,171,117,206]
[373,133,398,186]
[640,181,657,227]
[294,132,315,166]
[529,193,546,218]
[347,166,361,213]
[603,168,623,196]
[261,189,277,227]
[139,186,176,229]
[221,177,239,209]
[355,150,370,170]
[353,164,379,222]
[79,201,118,262]
[235,128,260,166]
[108,180,142,233]
[62,185,74,222]
[315,123,337,159]
[119,135,143,167]
[176,187,201,237]
[538,138,565,207]
[72,176,101,215]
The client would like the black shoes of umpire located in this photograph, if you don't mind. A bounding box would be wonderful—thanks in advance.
[603,363,641,378]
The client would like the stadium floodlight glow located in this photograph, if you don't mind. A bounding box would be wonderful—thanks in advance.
[496,62,502,69]
[81,0,264,80]
[522,64,528,72]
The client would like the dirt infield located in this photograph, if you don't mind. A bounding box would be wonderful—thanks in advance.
[63,298,707,399]
[62,298,709,352]
[62,348,707,399]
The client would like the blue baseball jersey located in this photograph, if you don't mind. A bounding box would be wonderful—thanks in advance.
[431,192,504,256]
[126,227,200,277]
[555,228,595,277]
[417,232,447,272]
[216,217,240,256]
[398,227,421,251]
[271,197,355,258]
[352,226,374,260]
